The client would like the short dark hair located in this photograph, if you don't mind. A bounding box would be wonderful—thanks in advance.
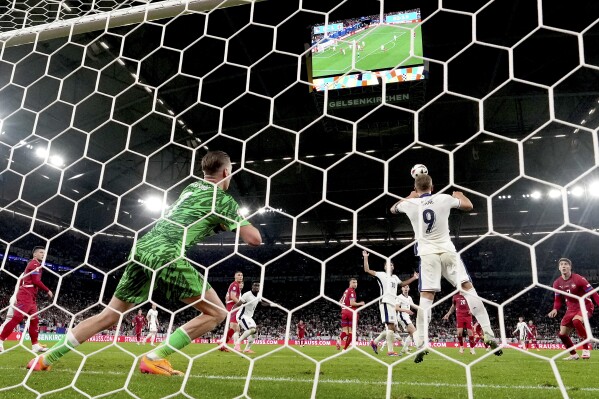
[415,174,432,192]
[558,258,572,266]
[252,281,260,287]
[349,278,357,282]
[32,246,45,255]
[201,151,231,175]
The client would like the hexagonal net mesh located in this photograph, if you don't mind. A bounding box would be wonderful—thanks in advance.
[1,0,599,398]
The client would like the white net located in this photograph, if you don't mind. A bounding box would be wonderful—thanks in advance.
[1,0,599,398]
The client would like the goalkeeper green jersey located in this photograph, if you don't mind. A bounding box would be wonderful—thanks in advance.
[114,181,250,302]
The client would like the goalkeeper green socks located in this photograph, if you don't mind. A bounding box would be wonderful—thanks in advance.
[44,331,80,366]
[147,328,191,360]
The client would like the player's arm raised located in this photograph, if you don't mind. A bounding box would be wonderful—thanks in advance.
[400,272,419,287]
[452,191,473,211]
[390,191,419,214]
[362,250,376,277]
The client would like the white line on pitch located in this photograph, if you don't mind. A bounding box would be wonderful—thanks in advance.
[0,366,596,392]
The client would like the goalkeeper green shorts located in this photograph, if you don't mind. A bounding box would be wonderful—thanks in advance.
[114,250,210,304]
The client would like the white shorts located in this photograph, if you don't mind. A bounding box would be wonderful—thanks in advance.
[419,252,471,292]
[239,315,256,331]
[6,305,15,319]
[379,303,396,325]
[397,312,413,330]
[149,322,158,333]
[519,332,526,341]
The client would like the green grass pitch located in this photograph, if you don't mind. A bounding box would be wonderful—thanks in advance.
[312,24,424,78]
[1,342,598,398]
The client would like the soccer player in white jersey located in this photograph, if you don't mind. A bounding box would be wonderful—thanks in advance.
[396,285,417,355]
[143,304,159,346]
[233,282,270,354]
[513,316,531,349]
[391,174,502,363]
[363,250,418,356]
[0,275,21,332]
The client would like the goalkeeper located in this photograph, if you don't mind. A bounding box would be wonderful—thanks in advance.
[28,151,262,375]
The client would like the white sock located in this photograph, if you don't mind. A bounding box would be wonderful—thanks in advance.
[245,335,254,350]
[416,297,433,346]
[66,330,80,347]
[403,335,412,350]
[232,332,240,344]
[463,288,492,336]
[386,330,395,353]
[373,331,386,344]
[237,329,252,344]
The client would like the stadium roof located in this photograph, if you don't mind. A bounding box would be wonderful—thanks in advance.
[1,0,599,249]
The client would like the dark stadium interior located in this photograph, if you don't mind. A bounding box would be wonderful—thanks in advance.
[1,0,599,342]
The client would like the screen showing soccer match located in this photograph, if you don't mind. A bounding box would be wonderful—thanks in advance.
[310,9,425,91]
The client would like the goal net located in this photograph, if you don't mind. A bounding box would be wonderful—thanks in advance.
[1,0,599,398]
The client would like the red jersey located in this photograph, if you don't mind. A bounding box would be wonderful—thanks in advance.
[18,258,50,299]
[297,322,305,334]
[341,287,357,310]
[225,281,241,310]
[453,294,470,318]
[527,324,537,339]
[553,273,599,312]
[134,315,146,330]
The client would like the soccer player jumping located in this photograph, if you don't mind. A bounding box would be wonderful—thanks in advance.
[27,151,262,375]
[391,174,502,363]
[548,258,599,360]
[0,246,53,353]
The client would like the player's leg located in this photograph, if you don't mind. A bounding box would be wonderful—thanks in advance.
[467,327,476,354]
[456,327,465,353]
[558,324,578,359]
[343,326,352,350]
[31,296,134,370]
[237,317,256,353]
[28,304,47,353]
[444,253,501,356]
[0,306,26,351]
[384,307,398,356]
[572,314,590,359]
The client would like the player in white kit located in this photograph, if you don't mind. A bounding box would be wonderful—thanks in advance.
[363,250,418,356]
[513,316,531,349]
[233,282,270,353]
[391,173,502,363]
[143,304,159,346]
[0,275,21,332]
[396,285,417,355]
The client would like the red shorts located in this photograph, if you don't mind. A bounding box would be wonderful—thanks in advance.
[456,315,473,330]
[341,310,357,327]
[561,307,592,327]
[135,327,143,334]
[298,331,305,339]
[13,300,38,319]
[226,302,238,323]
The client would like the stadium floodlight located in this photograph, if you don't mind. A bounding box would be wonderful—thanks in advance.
[143,196,164,212]
[548,189,561,199]
[49,155,64,167]
[588,181,599,197]
[530,191,541,200]
[258,207,266,214]
[35,147,48,158]
[239,207,250,216]
[571,186,584,197]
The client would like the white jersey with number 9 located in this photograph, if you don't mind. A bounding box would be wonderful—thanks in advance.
[396,193,461,256]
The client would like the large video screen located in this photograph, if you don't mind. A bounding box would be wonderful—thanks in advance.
[310,9,424,91]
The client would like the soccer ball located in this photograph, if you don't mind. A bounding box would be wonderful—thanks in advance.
[410,164,428,179]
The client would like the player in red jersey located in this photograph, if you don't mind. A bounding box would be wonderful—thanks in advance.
[548,258,599,360]
[133,309,146,345]
[338,278,365,351]
[0,247,53,353]
[472,321,489,351]
[526,320,540,351]
[443,293,476,354]
[297,320,306,347]
[222,271,243,349]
